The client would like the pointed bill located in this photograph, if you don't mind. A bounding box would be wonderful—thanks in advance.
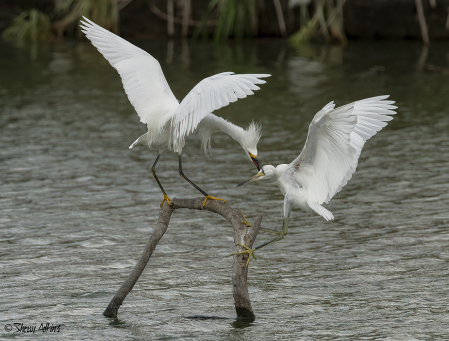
[237,170,264,187]
[249,152,261,170]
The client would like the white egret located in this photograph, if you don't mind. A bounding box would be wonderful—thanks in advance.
[236,95,397,264]
[80,18,269,207]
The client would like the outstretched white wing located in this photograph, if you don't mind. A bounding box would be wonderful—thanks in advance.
[170,72,270,153]
[80,17,179,133]
[289,95,397,220]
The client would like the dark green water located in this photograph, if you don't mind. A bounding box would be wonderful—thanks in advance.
[1,38,449,340]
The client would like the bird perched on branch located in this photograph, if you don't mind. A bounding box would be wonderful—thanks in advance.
[236,96,397,264]
[80,18,269,207]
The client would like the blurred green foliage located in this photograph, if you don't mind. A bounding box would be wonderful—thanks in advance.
[54,0,118,37]
[289,0,346,46]
[2,9,52,42]
[2,0,346,44]
[208,0,258,41]
[2,0,118,42]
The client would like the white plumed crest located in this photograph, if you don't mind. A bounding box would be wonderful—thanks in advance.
[242,121,262,151]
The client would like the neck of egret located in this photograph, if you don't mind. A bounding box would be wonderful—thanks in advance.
[196,114,262,169]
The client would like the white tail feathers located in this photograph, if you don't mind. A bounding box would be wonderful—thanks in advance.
[307,201,334,221]
[129,132,150,149]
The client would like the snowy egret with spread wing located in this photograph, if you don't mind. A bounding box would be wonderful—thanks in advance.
[236,96,397,265]
[80,18,269,207]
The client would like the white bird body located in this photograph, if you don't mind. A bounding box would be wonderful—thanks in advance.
[236,96,397,261]
[254,163,314,216]
[80,17,268,160]
[130,112,259,157]
[247,95,397,221]
[80,17,268,206]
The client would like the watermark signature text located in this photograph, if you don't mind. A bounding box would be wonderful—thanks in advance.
[4,323,61,333]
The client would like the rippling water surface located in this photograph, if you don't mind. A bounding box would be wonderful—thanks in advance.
[1,38,449,340]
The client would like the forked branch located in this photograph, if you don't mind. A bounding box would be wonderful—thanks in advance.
[103,197,262,321]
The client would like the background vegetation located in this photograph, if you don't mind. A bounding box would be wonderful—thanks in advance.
[1,0,447,45]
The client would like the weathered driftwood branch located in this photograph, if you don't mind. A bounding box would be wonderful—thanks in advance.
[232,213,262,321]
[103,197,262,320]
[103,202,175,318]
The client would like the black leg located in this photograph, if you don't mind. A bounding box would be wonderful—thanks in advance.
[254,217,289,251]
[178,154,226,207]
[178,154,209,196]
[151,153,171,207]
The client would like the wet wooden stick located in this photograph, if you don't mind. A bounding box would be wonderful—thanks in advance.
[232,213,263,321]
[103,197,262,320]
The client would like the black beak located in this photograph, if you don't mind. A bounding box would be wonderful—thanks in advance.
[251,157,261,171]
[237,178,252,187]
[237,169,264,187]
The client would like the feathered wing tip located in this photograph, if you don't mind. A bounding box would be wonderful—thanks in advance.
[321,101,336,113]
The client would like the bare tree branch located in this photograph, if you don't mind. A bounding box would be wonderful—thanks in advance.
[232,213,262,320]
[103,197,262,320]
[103,203,175,318]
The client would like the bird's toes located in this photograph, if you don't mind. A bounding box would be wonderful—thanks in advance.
[240,210,252,227]
[202,195,227,208]
[232,243,256,266]
[160,195,172,208]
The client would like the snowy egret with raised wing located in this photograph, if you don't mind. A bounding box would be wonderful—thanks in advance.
[235,95,397,265]
[80,18,269,207]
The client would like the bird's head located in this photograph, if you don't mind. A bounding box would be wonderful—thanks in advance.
[240,122,262,170]
[237,165,278,187]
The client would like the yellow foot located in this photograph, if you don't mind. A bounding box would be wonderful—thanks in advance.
[202,195,226,208]
[160,194,172,208]
[240,210,252,227]
[232,243,256,267]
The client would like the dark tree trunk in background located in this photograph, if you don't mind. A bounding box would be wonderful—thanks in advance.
[121,0,449,40]
[344,0,449,39]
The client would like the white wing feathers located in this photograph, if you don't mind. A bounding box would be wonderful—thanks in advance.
[80,18,270,152]
[170,73,270,153]
[289,95,397,220]
[80,17,179,138]
[320,100,336,113]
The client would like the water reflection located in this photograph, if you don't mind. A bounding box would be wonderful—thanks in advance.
[1,38,449,340]
[231,319,254,329]
[287,57,327,99]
